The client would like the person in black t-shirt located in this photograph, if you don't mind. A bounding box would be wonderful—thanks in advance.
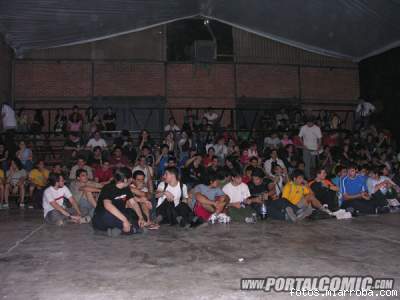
[92,167,145,236]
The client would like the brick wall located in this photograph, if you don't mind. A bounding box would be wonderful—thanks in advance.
[94,62,165,97]
[14,62,359,109]
[15,62,92,98]
[236,64,299,98]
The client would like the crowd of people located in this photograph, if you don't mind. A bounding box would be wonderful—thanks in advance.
[1,99,400,237]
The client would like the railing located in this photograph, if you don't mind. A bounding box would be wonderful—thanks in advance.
[12,105,357,136]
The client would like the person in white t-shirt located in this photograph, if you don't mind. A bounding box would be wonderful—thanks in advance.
[1,101,17,154]
[223,168,260,222]
[1,102,17,130]
[299,118,322,179]
[164,117,180,133]
[155,167,195,227]
[263,149,286,178]
[43,173,90,226]
[86,131,108,150]
[355,97,375,129]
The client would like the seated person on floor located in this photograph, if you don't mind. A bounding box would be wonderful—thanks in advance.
[367,166,399,211]
[282,170,330,222]
[130,170,159,229]
[28,160,50,208]
[42,173,90,226]
[155,167,198,227]
[222,168,255,222]
[92,167,145,236]
[5,158,27,209]
[309,168,339,211]
[69,169,102,217]
[182,153,206,190]
[341,165,388,215]
[264,149,286,179]
[192,171,230,224]
[247,168,270,219]
[69,157,93,181]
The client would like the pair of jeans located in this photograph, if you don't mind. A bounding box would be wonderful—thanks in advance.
[302,149,317,179]
[92,208,137,231]
[156,201,194,225]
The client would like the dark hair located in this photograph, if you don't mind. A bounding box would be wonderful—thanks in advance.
[77,156,86,162]
[251,168,265,179]
[10,158,23,170]
[93,146,102,153]
[208,147,215,153]
[230,167,243,178]
[292,169,305,179]
[160,144,169,151]
[165,166,179,179]
[76,168,88,179]
[249,156,258,162]
[206,170,224,184]
[168,156,177,163]
[48,172,62,186]
[113,167,132,183]
[132,170,145,179]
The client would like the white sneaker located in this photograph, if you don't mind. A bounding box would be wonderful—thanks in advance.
[217,213,231,224]
[208,213,218,224]
[2,203,9,210]
[320,204,333,215]
[19,203,26,209]
[80,216,92,224]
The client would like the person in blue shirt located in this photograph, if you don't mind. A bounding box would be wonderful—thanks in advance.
[340,165,388,214]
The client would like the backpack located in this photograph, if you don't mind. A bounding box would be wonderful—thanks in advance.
[163,181,185,203]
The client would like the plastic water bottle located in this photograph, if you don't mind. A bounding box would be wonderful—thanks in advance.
[260,202,267,220]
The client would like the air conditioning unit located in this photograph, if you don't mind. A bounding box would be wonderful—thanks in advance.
[193,40,217,62]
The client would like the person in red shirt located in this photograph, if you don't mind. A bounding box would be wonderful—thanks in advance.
[95,160,113,184]
[109,147,129,168]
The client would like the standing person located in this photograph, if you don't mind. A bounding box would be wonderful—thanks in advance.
[355,97,375,130]
[42,173,90,226]
[103,106,117,131]
[155,167,195,227]
[92,168,145,236]
[299,117,322,179]
[1,100,17,156]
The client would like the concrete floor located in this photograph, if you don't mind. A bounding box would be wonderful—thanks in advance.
[0,210,399,300]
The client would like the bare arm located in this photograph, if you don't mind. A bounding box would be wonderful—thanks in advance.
[104,200,129,223]
[195,192,217,207]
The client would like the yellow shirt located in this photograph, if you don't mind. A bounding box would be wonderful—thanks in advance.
[282,181,311,205]
[29,169,49,187]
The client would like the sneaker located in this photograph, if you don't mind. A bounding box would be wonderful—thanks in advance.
[28,205,34,209]
[55,219,65,226]
[245,217,256,224]
[208,213,218,224]
[296,206,313,220]
[285,207,297,223]
[387,199,400,207]
[176,216,185,227]
[190,217,207,228]
[19,203,26,209]
[1,203,9,210]
[217,213,231,224]
[80,216,92,224]
[121,224,142,235]
[107,228,122,237]
[155,215,163,224]
[319,204,333,215]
